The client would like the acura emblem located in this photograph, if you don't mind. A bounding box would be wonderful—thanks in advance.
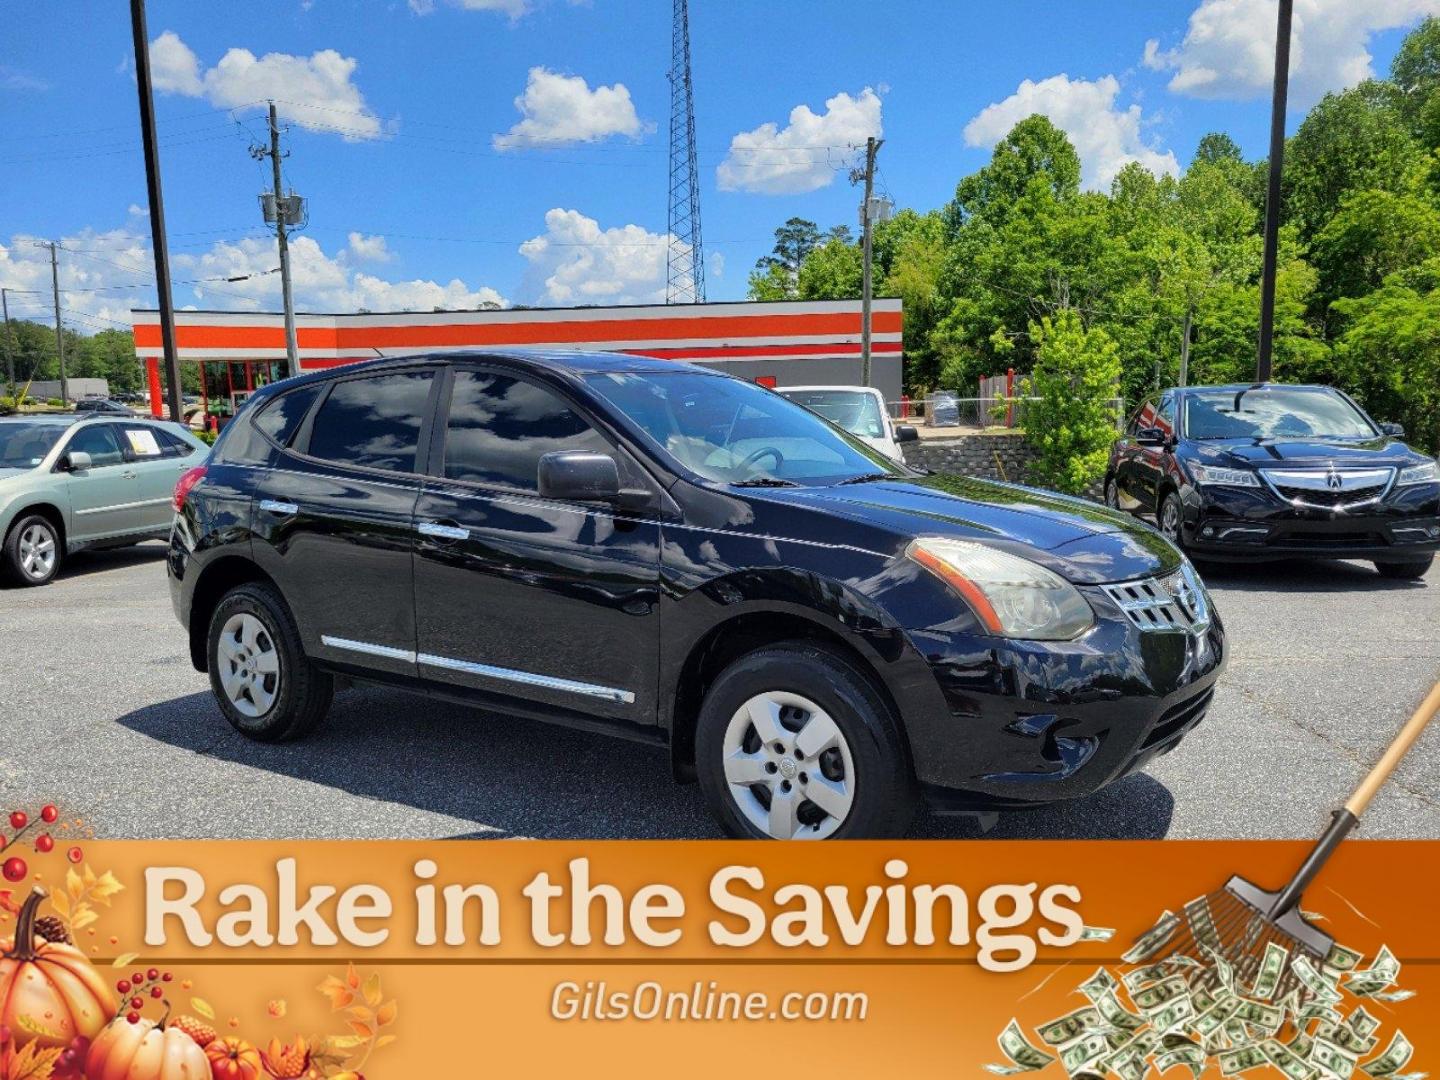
[1327,466,1343,490]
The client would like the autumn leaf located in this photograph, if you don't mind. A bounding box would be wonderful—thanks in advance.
[70,907,98,932]
[317,976,354,1011]
[323,1035,366,1053]
[345,963,360,990]
[191,998,216,1020]
[90,870,124,905]
[0,891,20,917]
[45,892,66,919]
[374,1034,398,1050]
[346,1021,373,1040]
[361,972,382,1007]
[111,952,138,968]
[375,1000,397,1027]
[4,1040,63,1080]
[344,1006,373,1025]
[267,999,287,1018]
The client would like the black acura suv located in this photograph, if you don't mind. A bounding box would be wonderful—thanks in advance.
[1107,384,1439,578]
[169,351,1224,839]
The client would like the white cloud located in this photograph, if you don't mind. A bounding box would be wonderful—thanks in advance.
[717,88,882,195]
[127,204,149,218]
[177,235,505,312]
[0,228,157,329]
[346,232,392,262]
[410,0,531,17]
[0,67,51,93]
[1144,0,1440,104]
[708,251,725,279]
[493,67,648,150]
[964,74,1180,191]
[518,208,674,305]
[148,31,383,139]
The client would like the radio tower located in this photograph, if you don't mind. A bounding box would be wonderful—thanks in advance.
[666,0,705,304]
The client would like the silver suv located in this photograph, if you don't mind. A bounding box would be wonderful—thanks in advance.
[0,414,209,586]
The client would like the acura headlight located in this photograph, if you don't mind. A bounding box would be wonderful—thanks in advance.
[1188,464,1260,488]
[906,538,1094,640]
[1397,461,1438,486]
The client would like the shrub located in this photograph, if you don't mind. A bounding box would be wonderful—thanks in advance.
[1018,309,1122,495]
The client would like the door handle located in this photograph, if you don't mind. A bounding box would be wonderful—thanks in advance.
[417,520,469,542]
[122,470,137,480]
[259,499,299,516]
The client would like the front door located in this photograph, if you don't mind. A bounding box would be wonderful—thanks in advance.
[251,366,440,680]
[413,366,662,729]
[1133,393,1176,507]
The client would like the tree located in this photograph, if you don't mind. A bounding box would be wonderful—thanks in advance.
[1193,132,1245,166]
[1312,188,1440,314]
[948,114,1081,230]
[1017,309,1122,494]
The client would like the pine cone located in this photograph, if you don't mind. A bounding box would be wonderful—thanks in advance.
[33,915,70,944]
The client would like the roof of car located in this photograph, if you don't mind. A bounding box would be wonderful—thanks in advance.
[280,348,715,387]
[1171,382,1336,395]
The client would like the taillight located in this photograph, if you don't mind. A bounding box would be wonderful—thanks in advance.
[173,466,207,513]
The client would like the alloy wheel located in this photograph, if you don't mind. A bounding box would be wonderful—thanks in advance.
[17,523,56,581]
[217,613,281,718]
[1160,497,1181,542]
[1105,478,1120,509]
[720,691,856,840]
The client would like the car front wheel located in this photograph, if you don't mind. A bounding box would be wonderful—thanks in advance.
[695,642,916,840]
[1158,491,1185,549]
[1374,556,1433,581]
[207,582,333,741]
[3,515,61,586]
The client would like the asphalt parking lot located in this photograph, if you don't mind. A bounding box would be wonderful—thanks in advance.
[2,541,1437,840]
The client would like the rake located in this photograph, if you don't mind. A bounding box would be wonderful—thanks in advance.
[1131,678,1440,1003]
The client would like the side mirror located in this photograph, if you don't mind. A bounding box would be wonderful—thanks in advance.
[894,424,919,444]
[1135,426,1168,447]
[59,450,93,473]
[538,450,621,503]
[1380,422,1405,438]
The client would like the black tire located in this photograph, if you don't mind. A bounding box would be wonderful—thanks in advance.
[1375,556,1433,581]
[206,582,333,741]
[695,641,917,840]
[1104,475,1122,510]
[3,514,62,587]
[1157,490,1186,550]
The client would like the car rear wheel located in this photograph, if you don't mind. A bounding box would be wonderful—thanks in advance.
[207,582,333,742]
[1158,491,1185,549]
[695,642,916,839]
[1374,556,1433,581]
[3,515,61,587]
[1104,476,1122,510]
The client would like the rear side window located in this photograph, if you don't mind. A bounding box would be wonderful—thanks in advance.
[254,384,321,448]
[153,427,197,458]
[443,370,610,491]
[66,425,125,468]
[307,370,435,473]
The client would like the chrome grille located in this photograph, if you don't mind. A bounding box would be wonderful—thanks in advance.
[1102,565,1210,633]
[1262,467,1394,510]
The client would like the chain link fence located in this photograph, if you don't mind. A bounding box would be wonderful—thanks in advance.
[884,394,1127,432]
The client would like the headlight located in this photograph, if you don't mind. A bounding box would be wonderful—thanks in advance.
[1188,464,1260,488]
[1397,461,1438,486]
[906,538,1094,640]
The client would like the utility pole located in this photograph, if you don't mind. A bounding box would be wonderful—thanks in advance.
[855,136,884,389]
[130,0,184,423]
[47,243,68,405]
[1,288,14,403]
[263,101,299,371]
[1256,0,1293,384]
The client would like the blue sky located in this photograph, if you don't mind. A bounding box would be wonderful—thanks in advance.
[0,0,1432,332]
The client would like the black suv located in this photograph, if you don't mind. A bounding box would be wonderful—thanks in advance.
[170,351,1224,839]
[1107,384,1439,579]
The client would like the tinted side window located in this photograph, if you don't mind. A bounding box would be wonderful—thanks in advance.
[444,370,610,491]
[153,427,197,458]
[254,384,321,448]
[1156,395,1176,436]
[307,370,435,473]
[1130,400,1156,436]
[66,425,124,467]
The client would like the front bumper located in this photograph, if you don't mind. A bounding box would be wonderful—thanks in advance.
[897,584,1225,810]
[1179,483,1440,561]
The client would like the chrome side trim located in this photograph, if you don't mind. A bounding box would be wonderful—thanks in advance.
[417,651,636,705]
[74,496,173,516]
[258,499,299,516]
[320,635,417,663]
[417,521,470,541]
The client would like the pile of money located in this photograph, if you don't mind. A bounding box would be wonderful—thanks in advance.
[986,910,1421,1080]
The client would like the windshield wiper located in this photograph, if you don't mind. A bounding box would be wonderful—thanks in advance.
[836,472,893,485]
[732,477,799,488]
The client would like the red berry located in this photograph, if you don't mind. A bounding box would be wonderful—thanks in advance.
[150,987,162,999]
[147,967,159,981]
[2,857,26,883]
[40,805,58,824]
[161,972,173,982]
[126,1012,140,1024]
[9,811,26,830]
[132,971,143,983]
[35,834,54,853]
[130,996,143,1010]
[117,980,131,994]
[66,846,82,864]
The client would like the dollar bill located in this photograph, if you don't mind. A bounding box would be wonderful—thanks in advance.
[1037,1007,1105,1047]
[1080,925,1116,942]
[1313,1038,1360,1080]
[1133,975,1190,1014]
[1263,1038,1319,1080]
[1185,897,1221,952]
[1203,944,1237,992]
[1193,998,1242,1039]
[1078,967,1119,1003]
[1294,955,1345,1006]
[1319,1022,1379,1058]
[1252,941,1290,1001]
[1366,990,1415,1004]
[1345,947,1400,996]
[1233,999,1284,1034]
[988,1019,1058,1075]
[1219,1045,1269,1076]
[1361,1032,1413,1078]
[1325,943,1365,973]
[1150,995,1196,1034]
[1156,1044,1206,1079]
[1288,1032,1315,1060]
[1124,963,1173,992]
[1123,912,1181,965]
[1060,1033,1112,1076]
[1349,1007,1382,1039]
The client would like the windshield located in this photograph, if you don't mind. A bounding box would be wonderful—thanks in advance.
[585,371,904,485]
[778,389,887,439]
[0,423,66,469]
[1183,388,1377,440]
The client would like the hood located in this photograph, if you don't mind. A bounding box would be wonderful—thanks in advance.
[1189,436,1424,469]
[778,474,1182,585]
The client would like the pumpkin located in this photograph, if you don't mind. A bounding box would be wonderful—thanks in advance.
[206,1036,264,1080]
[86,1014,210,1080]
[0,887,115,1050]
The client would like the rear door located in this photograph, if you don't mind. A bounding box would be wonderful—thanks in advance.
[115,423,195,532]
[251,366,440,681]
[412,365,663,728]
[58,423,138,541]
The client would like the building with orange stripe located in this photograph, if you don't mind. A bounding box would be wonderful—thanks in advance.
[131,299,903,424]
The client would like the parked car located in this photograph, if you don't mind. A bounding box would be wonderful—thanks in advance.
[1106,383,1440,579]
[776,385,917,463]
[928,391,960,427]
[170,351,1224,839]
[74,398,136,416]
[0,414,209,585]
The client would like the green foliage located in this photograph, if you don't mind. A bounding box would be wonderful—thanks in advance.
[1017,310,1122,494]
